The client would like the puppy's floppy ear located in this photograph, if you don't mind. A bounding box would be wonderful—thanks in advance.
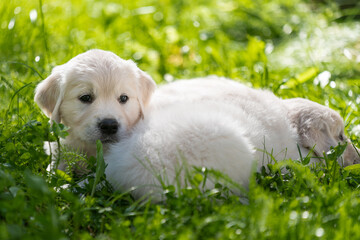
[286,99,339,156]
[34,66,64,123]
[298,118,338,156]
[136,69,156,118]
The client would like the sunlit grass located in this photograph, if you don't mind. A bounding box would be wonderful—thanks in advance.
[1,0,360,239]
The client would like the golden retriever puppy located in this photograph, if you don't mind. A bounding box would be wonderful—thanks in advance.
[152,76,360,166]
[105,76,359,200]
[105,77,301,200]
[35,49,156,171]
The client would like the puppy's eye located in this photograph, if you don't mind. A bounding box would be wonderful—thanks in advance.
[119,94,129,104]
[339,134,345,141]
[79,94,93,103]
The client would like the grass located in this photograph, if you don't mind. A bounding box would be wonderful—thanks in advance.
[1,0,360,239]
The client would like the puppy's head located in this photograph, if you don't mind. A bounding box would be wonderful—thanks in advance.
[284,98,360,166]
[35,49,156,150]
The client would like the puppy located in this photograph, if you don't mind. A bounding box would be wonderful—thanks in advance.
[35,49,156,171]
[151,77,307,163]
[153,77,360,166]
[105,78,301,200]
[105,76,359,200]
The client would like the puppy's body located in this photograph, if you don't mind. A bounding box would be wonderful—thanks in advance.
[106,78,305,199]
[35,50,156,171]
[106,76,359,200]
[107,101,256,199]
[153,77,360,165]
[152,77,308,163]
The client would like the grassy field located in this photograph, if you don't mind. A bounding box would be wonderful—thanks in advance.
[1,0,360,239]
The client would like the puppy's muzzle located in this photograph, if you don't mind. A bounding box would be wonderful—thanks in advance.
[98,118,119,135]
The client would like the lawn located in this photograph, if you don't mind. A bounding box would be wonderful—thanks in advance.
[1,0,360,239]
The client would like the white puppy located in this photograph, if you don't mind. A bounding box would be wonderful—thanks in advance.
[35,49,156,171]
[105,78,300,200]
[153,77,360,165]
[151,77,308,163]
[105,77,359,200]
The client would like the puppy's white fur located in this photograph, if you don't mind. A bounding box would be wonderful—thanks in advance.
[151,77,307,164]
[107,101,256,199]
[105,77,359,200]
[153,77,360,166]
[35,49,156,170]
[105,77,299,199]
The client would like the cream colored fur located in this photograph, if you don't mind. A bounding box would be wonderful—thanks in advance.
[34,49,156,170]
[152,77,360,166]
[105,76,360,200]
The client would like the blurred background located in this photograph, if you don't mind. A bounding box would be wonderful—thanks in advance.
[0,0,359,124]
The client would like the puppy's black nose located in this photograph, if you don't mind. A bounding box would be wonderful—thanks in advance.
[98,118,119,135]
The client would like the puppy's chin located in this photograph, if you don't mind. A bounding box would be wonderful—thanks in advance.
[81,128,121,144]
[83,134,120,145]
[100,135,120,144]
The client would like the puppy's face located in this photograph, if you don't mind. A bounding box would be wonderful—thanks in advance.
[35,49,156,152]
[284,98,360,166]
